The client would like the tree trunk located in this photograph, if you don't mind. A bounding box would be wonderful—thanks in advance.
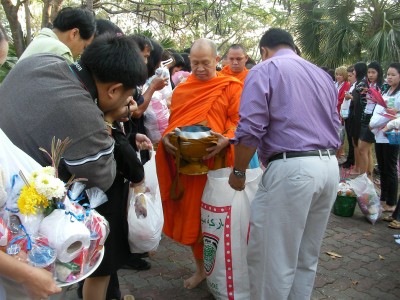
[41,0,52,28]
[24,0,31,45]
[1,0,25,57]
[85,0,94,11]
[50,0,64,23]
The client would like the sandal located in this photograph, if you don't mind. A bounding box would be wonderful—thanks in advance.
[383,215,395,222]
[388,220,400,229]
[383,205,396,212]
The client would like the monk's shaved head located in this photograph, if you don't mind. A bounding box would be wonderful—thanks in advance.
[189,38,219,81]
[226,43,248,74]
[191,38,217,58]
[228,44,247,55]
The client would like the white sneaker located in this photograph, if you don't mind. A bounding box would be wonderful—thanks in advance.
[395,239,400,245]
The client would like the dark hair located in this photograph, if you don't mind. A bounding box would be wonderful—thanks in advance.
[180,52,191,72]
[327,69,335,81]
[347,66,354,73]
[53,7,96,40]
[129,34,153,52]
[367,61,384,87]
[170,51,185,68]
[96,19,123,37]
[259,28,295,54]
[245,57,256,69]
[0,23,8,42]
[354,62,367,82]
[147,38,163,77]
[81,34,147,89]
[388,62,400,95]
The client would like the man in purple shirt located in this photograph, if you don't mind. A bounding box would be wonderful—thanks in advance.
[229,28,340,299]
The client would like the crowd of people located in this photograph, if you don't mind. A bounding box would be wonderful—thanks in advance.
[0,5,399,300]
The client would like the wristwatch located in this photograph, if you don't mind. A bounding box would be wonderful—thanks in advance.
[233,167,246,178]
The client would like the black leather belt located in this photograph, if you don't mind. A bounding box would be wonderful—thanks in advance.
[269,149,336,162]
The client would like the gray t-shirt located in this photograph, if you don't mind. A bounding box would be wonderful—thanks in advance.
[0,54,116,191]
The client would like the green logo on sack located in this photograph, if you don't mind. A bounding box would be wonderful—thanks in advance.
[203,233,218,275]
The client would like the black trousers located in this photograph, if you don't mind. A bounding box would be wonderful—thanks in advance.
[344,118,354,165]
[375,143,399,206]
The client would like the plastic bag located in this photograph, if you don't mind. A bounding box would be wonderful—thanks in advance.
[144,93,170,144]
[201,167,263,300]
[348,174,381,224]
[340,99,351,119]
[127,154,163,253]
[86,187,108,209]
[0,129,41,194]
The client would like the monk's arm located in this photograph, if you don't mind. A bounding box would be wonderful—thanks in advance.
[224,82,242,138]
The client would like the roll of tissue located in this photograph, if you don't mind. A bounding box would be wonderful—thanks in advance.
[39,209,90,263]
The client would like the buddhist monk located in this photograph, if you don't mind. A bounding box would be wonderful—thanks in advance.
[218,44,249,82]
[155,38,242,289]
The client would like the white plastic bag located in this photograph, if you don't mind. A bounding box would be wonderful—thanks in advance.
[348,173,382,224]
[201,167,262,300]
[0,129,41,210]
[127,154,163,253]
[340,99,351,119]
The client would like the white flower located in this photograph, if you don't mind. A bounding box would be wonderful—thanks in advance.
[34,174,66,200]
[40,166,56,177]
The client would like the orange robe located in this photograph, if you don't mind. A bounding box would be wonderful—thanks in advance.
[155,74,242,259]
[218,65,249,83]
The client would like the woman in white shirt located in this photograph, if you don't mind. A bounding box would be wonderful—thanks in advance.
[369,62,400,215]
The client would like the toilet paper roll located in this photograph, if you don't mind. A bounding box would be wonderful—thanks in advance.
[39,209,90,263]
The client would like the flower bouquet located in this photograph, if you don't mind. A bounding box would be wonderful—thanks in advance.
[0,137,109,286]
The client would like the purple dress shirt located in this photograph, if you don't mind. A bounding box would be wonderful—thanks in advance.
[233,49,341,164]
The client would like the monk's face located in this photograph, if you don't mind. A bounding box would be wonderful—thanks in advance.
[190,47,218,81]
[227,48,248,73]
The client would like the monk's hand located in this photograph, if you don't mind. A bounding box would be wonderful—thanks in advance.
[228,170,246,191]
[136,134,153,150]
[151,76,169,91]
[162,132,177,156]
[203,131,229,160]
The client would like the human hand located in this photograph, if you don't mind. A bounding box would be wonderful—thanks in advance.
[135,133,153,150]
[203,131,229,160]
[162,132,177,156]
[150,76,169,91]
[104,96,138,123]
[23,265,61,300]
[344,93,352,100]
[228,170,246,191]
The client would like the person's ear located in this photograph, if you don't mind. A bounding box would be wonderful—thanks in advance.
[244,54,249,63]
[107,83,124,99]
[69,28,80,40]
[261,47,269,61]
[215,55,221,63]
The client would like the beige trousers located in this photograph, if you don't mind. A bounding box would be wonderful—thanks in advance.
[248,155,339,300]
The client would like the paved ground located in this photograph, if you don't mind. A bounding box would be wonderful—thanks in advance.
[63,204,400,300]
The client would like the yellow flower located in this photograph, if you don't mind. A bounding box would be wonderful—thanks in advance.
[17,186,48,215]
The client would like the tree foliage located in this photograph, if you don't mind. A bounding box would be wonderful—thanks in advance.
[293,0,400,68]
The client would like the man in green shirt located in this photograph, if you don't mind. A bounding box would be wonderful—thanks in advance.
[19,7,96,64]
